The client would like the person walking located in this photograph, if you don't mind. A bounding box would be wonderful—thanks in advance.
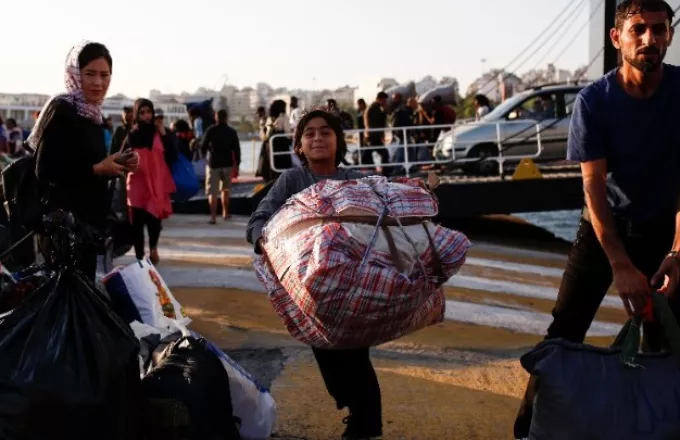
[123,98,177,265]
[201,109,241,223]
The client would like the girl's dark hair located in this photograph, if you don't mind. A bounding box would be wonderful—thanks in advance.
[173,118,191,132]
[293,110,347,167]
[78,42,112,71]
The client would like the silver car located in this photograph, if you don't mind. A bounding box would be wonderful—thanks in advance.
[433,83,585,174]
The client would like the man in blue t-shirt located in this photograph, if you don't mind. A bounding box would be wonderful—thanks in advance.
[514,1,680,437]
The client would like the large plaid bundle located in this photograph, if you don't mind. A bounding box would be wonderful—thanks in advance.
[253,176,470,348]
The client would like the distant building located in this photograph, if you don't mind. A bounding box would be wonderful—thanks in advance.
[332,86,356,106]
[467,70,521,102]
[0,92,187,128]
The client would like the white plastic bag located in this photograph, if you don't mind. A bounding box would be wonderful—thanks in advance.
[200,337,277,440]
[103,259,190,330]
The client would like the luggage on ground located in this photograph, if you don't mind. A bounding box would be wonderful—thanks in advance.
[117,270,277,440]
[254,176,470,348]
[142,333,241,440]
[522,291,680,440]
[0,211,142,440]
[200,337,277,440]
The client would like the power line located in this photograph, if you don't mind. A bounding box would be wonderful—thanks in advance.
[500,0,577,73]
[526,0,590,73]
[552,0,605,65]
[466,1,576,97]
[510,0,587,80]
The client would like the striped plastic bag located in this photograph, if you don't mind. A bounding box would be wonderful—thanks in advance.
[254,176,470,348]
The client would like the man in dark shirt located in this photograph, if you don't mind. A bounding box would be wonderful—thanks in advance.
[390,93,415,174]
[363,91,390,174]
[201,109,241,223]
[514,1,680,437]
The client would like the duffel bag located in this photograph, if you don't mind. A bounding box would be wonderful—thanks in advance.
[522,291,680,440]
[253,176,470,349]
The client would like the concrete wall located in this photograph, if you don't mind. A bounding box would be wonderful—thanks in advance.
[588,0,680,79]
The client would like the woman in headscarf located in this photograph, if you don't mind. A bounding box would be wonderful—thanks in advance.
[123,98,177,265]
[31,41,139,279]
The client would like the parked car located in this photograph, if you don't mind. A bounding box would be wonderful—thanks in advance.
[433,83,586,175]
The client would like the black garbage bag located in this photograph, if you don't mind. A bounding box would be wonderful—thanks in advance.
[0,211,142,440]
[522,292,680,440]
[142,335,241,440]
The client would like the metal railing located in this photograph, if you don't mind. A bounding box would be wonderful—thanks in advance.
[266,120,545,177]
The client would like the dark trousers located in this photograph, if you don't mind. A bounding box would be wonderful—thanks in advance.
[546,217,679,345]
[131,208,161,260]
[312,347,382,432]
[361,137,390,170]
[514,216,680,437]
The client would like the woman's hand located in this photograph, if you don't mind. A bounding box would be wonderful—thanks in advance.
[93,154,126,177]
[124,151,140,172]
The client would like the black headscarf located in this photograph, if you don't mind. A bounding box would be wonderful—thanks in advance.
[127,98,156,149]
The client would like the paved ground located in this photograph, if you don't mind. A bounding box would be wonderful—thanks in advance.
[112,214,625,440]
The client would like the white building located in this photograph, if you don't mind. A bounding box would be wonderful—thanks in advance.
[332,86,356,106]
[230,88,262,122]
[0,92,187,128]
[466,70,522,103]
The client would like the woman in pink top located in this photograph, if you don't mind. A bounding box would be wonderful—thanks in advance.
[123,98,177,265]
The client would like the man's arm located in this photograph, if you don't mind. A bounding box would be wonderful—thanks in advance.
[570,94,650,312]
[649,190,680,294]
[568,94,629,264]
[581,160,631,267]
[200,126,211,157]
[671,192,680,253]
[363,106,371,131]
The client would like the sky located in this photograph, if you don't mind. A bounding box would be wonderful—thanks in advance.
[3,0,594,98]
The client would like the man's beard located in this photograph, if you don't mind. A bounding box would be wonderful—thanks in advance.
[624,48,665,73]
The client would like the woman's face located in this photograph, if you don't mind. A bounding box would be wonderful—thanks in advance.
[300,117,337,164]
[80,57,111,104]
[138,106,153,124]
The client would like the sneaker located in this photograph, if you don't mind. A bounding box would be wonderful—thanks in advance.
[341,415,382,440]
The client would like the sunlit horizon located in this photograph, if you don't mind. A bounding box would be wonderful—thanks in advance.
[4,0,591,98]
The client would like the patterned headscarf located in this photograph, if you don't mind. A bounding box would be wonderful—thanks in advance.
[28,40,106,150]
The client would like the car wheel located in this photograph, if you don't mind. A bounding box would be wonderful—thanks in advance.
[464,143,499,176]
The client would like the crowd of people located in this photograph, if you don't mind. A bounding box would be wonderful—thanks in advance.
[253,91,466,180]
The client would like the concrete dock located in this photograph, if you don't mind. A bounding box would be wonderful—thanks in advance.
[113,214,625,440]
